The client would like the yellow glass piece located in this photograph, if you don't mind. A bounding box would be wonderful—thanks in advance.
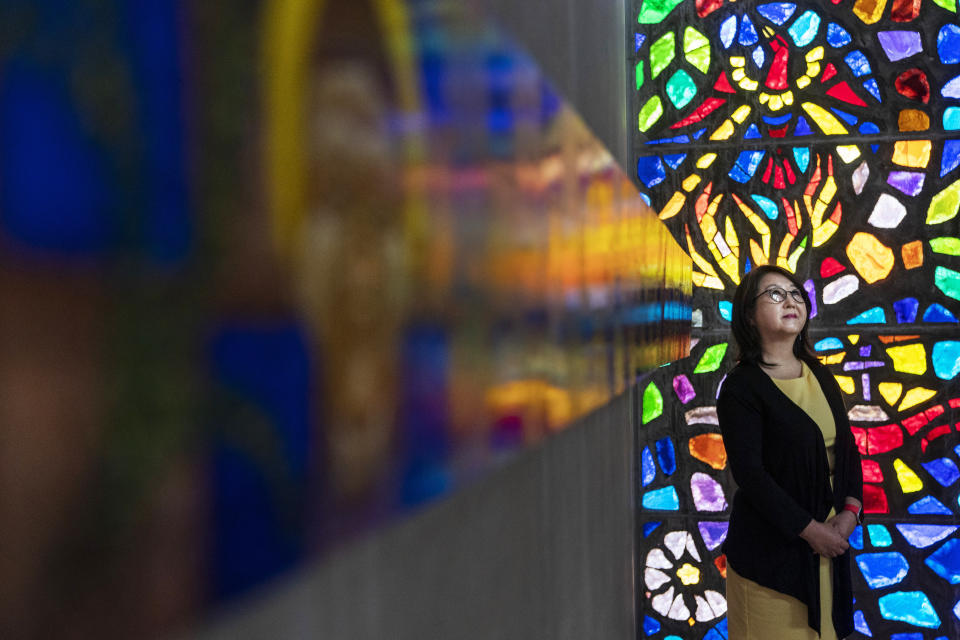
[730,56,746,67]
[806,46,825,62]
[711,119,735,139]
[660,191,686,220]
[782,91,794,106]
[892,140,932,168]
[833,375,855,393]
[749,238,768,265]
[677,563,701,586]
[836,145,861,163]
[769,95,785,111]
[797,76,812,89]
[731,68,747,82]
[724,216,739,257]
[686,227,721,279]
[878,382,903,405]
[846,232,894,283]
[854,0,889,23]
[695,272,725,289]
[887,343,927,375]
[759,93,769,104]
[813,219,839,247]
[805,63,821,78]
[899,109,930,131]
[898,387,937,411]
[820,352,846,365]
[893,458,923,493]
[801,103,848,135]
[683,174,701,191]
[732,105,751,123]
[787,240,805,272]
[848,334,860,345]
[902,240,924,269]
[697,153,717,169]
[777,234,797,270]
[740,78,759,91]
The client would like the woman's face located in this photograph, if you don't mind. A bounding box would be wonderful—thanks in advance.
[750,271,807,344]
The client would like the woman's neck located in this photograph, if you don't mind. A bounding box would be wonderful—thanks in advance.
[760,339,801,370]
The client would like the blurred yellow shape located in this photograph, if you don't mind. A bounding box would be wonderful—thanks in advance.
[821,352,846,365]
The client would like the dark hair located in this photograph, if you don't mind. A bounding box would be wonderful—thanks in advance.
[730,264,816,366]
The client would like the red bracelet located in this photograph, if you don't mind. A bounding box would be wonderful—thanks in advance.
[843,503,862,523]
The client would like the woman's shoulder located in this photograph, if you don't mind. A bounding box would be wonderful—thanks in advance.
[718,361,764,395]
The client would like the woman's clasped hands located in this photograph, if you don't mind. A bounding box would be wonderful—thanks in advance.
[799,518,850,557]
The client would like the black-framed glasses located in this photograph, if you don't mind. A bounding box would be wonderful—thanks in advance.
[754,286,805,304]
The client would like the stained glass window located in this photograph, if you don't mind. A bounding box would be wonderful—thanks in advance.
[632,0,960,636]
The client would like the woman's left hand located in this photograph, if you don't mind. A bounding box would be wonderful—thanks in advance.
[827,511,858,539]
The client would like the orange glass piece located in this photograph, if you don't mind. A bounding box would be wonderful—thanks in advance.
[878,335,920,343]
[688,433,727,470]
[898,109,930,131]
[846,232,895,283]
[854,0,889,24]
[892,140,931,168]
[714,554,727,579]
[892,0,922,20]
[902,240,924,269]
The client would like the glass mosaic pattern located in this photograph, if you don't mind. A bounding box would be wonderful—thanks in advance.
[632,0,960,637]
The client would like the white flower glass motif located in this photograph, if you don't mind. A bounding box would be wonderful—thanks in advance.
[644,530,726,623]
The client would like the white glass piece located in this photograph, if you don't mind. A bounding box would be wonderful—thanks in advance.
[647,548,673,569]
[652,586,675,616]
[664,531,688,559]
[852,161,870,195]
[823,274,860,304]
[868,193,907,228]
[848,405,890,422]
[645,567,672,590]
[667,592,691,620]
[685,406,719,425]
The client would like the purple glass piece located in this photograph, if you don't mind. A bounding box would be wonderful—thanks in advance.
[673,374,696,404]
[878,31,923,62]
[691,472,728,512]
[860,345,872,357]
[698,521,729,550]
[862,373,871,401]
[887,171,925,196]
[804,279,818,318]
[843,360,885,371]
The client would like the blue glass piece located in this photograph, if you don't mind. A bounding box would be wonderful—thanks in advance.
[933,341,960,379]
[757,3,797,25]
[922,458,960,487]
[887,171,925,196]
[647,134,691,145]
[794,116,813,136]
[850,525,864,549]
[878,30,923,62]
[860,122,880,136]
[642,486,680,510]
[941,140,960,177]
[763,113,793,125]
[663,153,687,170]
[637,155,666,188]
[744,124,762,139]
[939,25,960,64]
[845,51,872,78]
[643,521,661,537]
[893,298,919,323]
[847,307,885,324]
[751,45,765,69]
[635,33,646,52]
[643,615,661,636]
[830,107,858,126]
[945,106,960,130]
[827,22,853,48]
[702,619,728,640]
[793,147,810,173]
[642,446,656,487]
[859,345,872,357]
[720,15,738,49]
[729,150,766,183]
[924,303,959,323]
[896,524,958,548]
[857,552,910,589]
[639,192,651,207]
[863,79,881,102]
[788,11,820,47]
[943,75,960,99]
[698,521,729,550]
[868,524,893,547]
[908,496,952,515]
[878,591,941,627]
[925,538,960,583]
[854,610,872,636]
[744,257,752,273]
[815,337,844,351]
[655,437,677,475]
[891,634,924,640]
[692,127,707,140]
[739,14,759,45]
[719,301,733,321]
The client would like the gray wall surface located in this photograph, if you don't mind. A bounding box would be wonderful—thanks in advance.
[194,391,637,640]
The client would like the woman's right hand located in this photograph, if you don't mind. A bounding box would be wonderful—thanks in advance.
[799,519,849,557]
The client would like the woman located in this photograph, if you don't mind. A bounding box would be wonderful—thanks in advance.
[717,265,863,639]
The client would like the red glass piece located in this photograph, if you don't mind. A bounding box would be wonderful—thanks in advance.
[695,182,713,221]
[714,554,727,578]
[902,413,929,435]
[670,97,727,128]
[783,158,796,184]
[714,72,736,94]
[862,459,884,482]
[769,125,789,138]
[696,0,724,17]
[782,198,797,233]
[765,36,790,90]
[925,404,945,421]
[851,427,867,455]
[821,257,846,278]
[921,424,953,452]
[895,69,930,104]
[821,63,838,83]
[863,484,889,513]
[829,202,842,224]
[826,81,868,107]
[892,0,921,21]
[805,155,823,198]
[866,424,903,454]
[949,397,960,408]
[773,164,786,188]
[762,157,774,183]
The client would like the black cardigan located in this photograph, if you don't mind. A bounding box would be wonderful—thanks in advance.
[717,358,863,638]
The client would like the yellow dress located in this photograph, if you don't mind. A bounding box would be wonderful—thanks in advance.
[725,362,839,640]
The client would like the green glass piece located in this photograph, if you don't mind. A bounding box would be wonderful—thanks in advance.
[684,27,711,74]
[638,95,664,132]
[638,0,685,24]
[931,0,957,12]
[666,69,697,109]
[642,381,663,424]
[650,32,676,80]
[927,177,960,225]
[693,343,728,373]
[636,61,645,90]
[935,266,960,300]
[930,237,960,256]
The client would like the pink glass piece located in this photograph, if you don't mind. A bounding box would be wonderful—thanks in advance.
[691,472,728,511]
[673,374,696,403]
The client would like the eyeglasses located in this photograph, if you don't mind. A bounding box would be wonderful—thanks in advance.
[754,286,805,304]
